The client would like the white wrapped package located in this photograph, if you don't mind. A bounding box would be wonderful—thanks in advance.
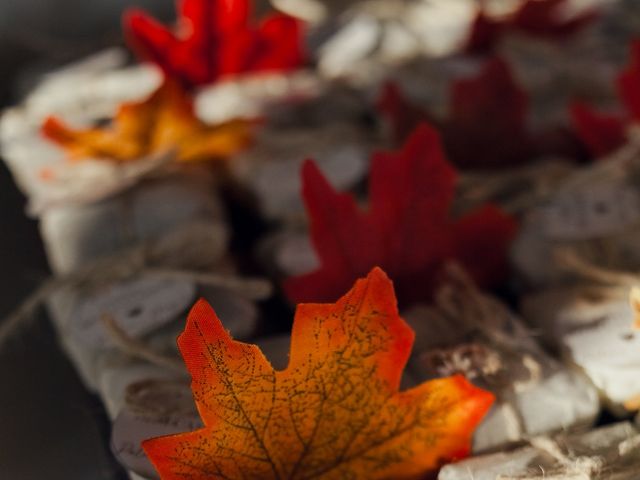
[39,172,225,274]
[522,286,640,414]
[439,422,640,480]
[511,143,640,288]
[92,284,263,478]
[99,357,185,420]
[257,229,318,279]
[230,123,370,220]
[226,81,375,221]
[48,265,261,391]
[195,70,322,125]
[0,49,160,203]
[315,0,477,81]
[0,49,231,275]
[111,378,199,480]
[403,279,599,452]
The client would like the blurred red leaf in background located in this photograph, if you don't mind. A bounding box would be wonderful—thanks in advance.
[570,40,640,158]
[285,124,517,306]
[124,0,305,89]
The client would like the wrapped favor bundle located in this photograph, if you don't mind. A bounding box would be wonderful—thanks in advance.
[404,266,599,452]
[512,139,640,288]
[439,422,640,480]
[522,279,640,416]
[0,1,312,474]
[227,83,377,221]
[0,51,235,274]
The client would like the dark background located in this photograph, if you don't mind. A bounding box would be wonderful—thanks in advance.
[0,2,173,478]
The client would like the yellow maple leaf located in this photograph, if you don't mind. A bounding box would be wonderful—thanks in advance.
[41,81,254,163]
[143,267,493,479]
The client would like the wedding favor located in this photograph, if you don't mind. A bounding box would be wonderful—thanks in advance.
[439,422,640,480]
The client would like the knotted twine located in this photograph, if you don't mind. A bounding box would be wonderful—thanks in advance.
[458,127,640,216]
[417,263,543,443]
[0,221,272,352]
[496,430,640,480]
[555,248,640,412]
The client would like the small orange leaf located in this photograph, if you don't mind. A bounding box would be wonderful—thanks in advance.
[41,80,254,163]
[143,267,493,479]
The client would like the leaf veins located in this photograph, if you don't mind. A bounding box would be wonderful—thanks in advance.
[143,268,493,479]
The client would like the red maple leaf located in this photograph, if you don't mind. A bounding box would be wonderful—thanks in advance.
[618,40,640,123]
[284,124,518,307]
[569,102,626,158]
[123,0,305,89]
[466,0,598,54]
[569,40,640,158]
[378,58,536,169]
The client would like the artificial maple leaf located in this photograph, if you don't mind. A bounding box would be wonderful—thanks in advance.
[619,41,640,122]
[143,268,494,479]
[465,0,598,54]
[569,102,626,158]
[124,0,305,89]
[378,59,535,169]
[41,81,254,163]
[569,40,640,158]
[284,124,517,306]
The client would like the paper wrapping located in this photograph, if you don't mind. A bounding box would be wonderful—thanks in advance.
[439,422,640,480]
[404,303,599,452]
[0,49,260,423]
[523,286,640,415]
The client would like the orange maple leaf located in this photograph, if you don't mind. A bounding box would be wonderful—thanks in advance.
[41,80,254,163]
[143,267,493,480]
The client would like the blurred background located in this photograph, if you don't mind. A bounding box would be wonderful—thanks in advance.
[0,0,631,478]
[0,2,174,479]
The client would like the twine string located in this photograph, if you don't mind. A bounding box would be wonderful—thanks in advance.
[0,222,272,348]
